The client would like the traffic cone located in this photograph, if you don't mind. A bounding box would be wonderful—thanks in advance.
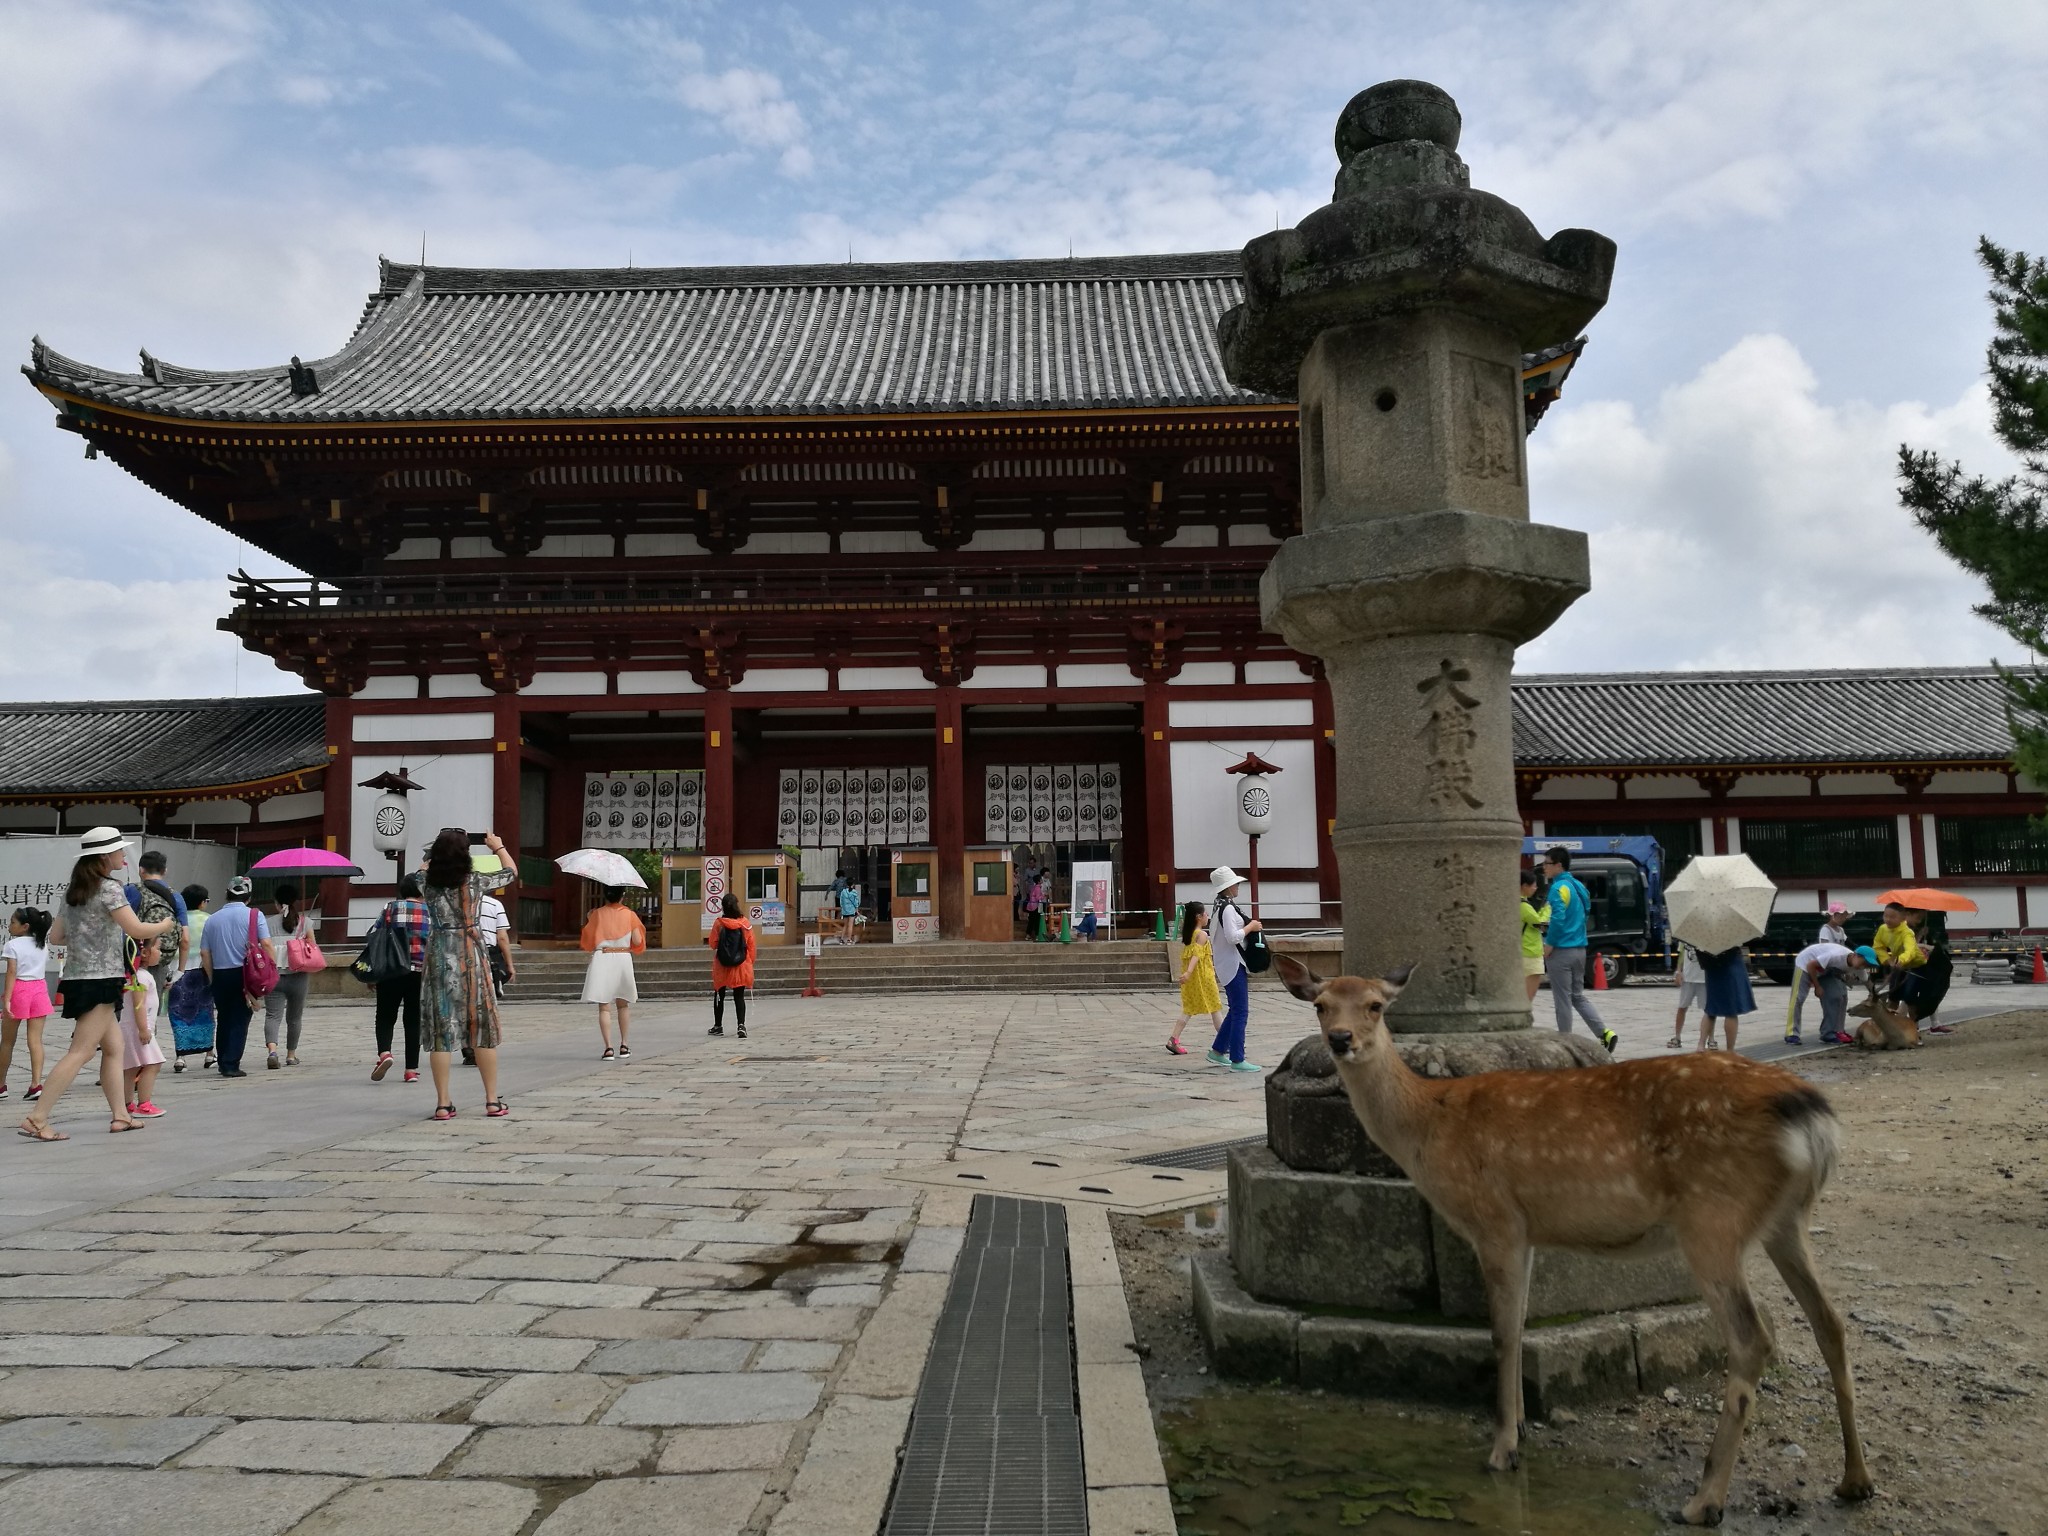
[1589,952,1608,990]
[2032,948,2045,985]
[1152,908,1169,941]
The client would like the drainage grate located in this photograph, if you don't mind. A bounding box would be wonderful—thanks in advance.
[1125,1134,1264,1172]
[883,1195,1087,1536]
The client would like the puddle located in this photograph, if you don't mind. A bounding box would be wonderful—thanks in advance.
[1160,1389,1656,1535]
[1145,1202,1229,1236]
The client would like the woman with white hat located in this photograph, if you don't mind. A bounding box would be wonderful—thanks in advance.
[18,828,178,1141]
[1203,866,1265,1073]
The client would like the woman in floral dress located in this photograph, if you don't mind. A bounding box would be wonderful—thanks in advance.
[420,827,515,1121]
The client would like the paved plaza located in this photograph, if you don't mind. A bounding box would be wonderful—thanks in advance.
[0,976,2026,1534]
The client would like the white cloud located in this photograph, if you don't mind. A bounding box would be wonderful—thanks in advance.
[1524,333,2018,672]
[0,539,306,702]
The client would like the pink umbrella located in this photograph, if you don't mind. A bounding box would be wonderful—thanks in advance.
[249,847,366,880]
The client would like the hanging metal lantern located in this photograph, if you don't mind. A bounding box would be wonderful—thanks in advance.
[1236,773,1274,836]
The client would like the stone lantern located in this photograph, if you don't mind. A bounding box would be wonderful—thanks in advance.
[1196,81,1712,1411]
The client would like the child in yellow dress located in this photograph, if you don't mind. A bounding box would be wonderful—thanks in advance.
[1168,901,1222,1055]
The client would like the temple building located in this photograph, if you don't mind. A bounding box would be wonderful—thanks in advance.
[20,253,2045,940]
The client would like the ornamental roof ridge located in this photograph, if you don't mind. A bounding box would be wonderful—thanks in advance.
[1515,665,2020,684]
[372,250,1249,296]
[0,692,319,715]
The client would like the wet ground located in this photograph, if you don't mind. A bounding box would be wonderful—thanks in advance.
[1161,1389,1657,1535]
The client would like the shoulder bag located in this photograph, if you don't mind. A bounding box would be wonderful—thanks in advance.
[242,910,280,998]
[285,914,327,974]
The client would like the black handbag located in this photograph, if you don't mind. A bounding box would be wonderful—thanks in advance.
[349,914,410,987]
[1217,898,1272,973]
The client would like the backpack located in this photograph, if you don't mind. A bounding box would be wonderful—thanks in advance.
[715,921,749,968]
[241,909,280,998]
[348,911,410,988]
[134,881,178,963]
[1216,898,1272,974]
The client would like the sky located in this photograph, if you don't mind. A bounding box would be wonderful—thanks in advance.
[3,0,2046,700]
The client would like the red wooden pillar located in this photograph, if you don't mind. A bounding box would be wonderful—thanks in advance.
[1312,673,1338,927]
[492,696,521,916]
[548,757,583,939]
[321,695,352,942]
[1142,678,1174,920]
[935,689,966,938]
[704,691,735,859]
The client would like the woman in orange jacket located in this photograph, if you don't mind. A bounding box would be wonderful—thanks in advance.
[579,886,646,1060]
[706,891,756,1039]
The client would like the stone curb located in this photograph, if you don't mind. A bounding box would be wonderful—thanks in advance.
[1065,1203,1176,1536]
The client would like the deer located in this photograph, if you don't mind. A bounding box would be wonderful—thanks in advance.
[1274,953,1873,1529]
[1848,979,1921,1050]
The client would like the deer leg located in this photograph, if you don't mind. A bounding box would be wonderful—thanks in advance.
[1476,1237,1532,1473]
[1680,1248,1774,1528]
[1763,1219,1874,1504]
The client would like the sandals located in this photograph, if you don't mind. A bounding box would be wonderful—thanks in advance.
[431,1104,458,1121]
[601,1047,615,1059]
[1664,1035,1682,1049]
[486,1099,510,1118]
[17,1120,67,1142]
[1166,1040,1187,1055]
[109,1118,143,1134]
[617,1044,631,1060]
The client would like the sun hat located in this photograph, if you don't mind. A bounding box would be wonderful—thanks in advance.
[226,875,254,898]
[1209,865,1247,896]
[1826,901,1850,917]
[78,826,134,857]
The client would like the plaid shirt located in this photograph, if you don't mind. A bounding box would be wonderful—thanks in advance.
[384,897,429,972]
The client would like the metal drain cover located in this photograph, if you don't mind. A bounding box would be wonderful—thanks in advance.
[1125,1134,1264,1172]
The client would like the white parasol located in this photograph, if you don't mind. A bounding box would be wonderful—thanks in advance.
[554,848,649,889]
[1664,853,1777,955]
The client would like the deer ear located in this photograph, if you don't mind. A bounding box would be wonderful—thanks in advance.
[1379,962,1418,995]
[1274,952,1324,1002]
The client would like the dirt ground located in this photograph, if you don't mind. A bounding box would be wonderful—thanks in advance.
[1112,1011,2048,1536]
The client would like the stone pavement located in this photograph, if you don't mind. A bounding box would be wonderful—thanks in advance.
[0,987,1281,1535]
[0,978,2025,1535]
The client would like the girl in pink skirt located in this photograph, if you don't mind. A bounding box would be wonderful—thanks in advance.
[120,934,168,1118]
[1,907,53,1102]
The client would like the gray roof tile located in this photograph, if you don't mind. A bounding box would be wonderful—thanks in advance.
[25,253,1282,424]
[0,696,325,800]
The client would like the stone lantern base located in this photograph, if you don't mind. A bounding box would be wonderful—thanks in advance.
[1192,1035,1723,1413]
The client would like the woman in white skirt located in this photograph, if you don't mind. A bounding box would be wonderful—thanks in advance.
[578,886,645,1060]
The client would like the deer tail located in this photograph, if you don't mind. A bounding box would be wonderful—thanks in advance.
[1772,1084,1841,1198]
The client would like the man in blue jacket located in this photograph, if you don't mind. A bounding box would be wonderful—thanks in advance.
[1540,847,1617,1050]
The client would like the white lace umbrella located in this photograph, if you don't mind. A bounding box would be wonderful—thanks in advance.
[1665,853,1777,954]
[554,848,648,889]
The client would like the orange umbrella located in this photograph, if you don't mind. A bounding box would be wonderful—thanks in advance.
[1875,888,1979,913]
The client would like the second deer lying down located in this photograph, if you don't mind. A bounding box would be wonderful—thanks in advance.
[1275,953,1873,1528]
[1848,981,1921,1050]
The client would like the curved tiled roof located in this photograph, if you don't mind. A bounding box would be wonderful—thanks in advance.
[24,252,1283,424]
[1511,667,2021,768]
[0,695,324,801]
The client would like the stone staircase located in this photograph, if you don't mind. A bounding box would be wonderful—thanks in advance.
[493,939,1175,1001]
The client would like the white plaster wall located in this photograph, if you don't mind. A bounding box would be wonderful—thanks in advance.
[522,672,608,696]
[1225,524,1280,546]
[349,752,494,876]
[964,665,1047,689]
[1828,887,1893,913]
[1168,699,1314,728]
[259,792,326,823]
[1772,889,1821,913]
[1052,526,1138,550]
[962,528,1044,552]
[0,807,60,830]
[837,530,919,554]
[168,800,253,826]
[1730,775,1811,798]
[447,537,505,559]
[1244,661,1312,684]
[1820,773,1902,795]
[1168,663,1233,687]
[1162,525,1219,547]
[1175,878,1321,921]
[347,896,390,938]
[1963,887,2021,928]
[839,667,933,691]
[532,534,614,559]
[1896,813,1916,877]
[1626,776,1709,800]
[388,538,440,561]
[734,668,831,693]
[1055,664,1137,688]
[1927,771,2008,794]
[354,677,420,700]
[428,674,493,699]
[1532,778,1618,801]
[1171,737,1316,872]
[2026,886,2048,925]
[617,671,702,695]
[64,803,141,827]
[623,533,706,557]
[353,712,493,742]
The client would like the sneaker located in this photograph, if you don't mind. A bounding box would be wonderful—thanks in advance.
[403,1070,420,1083]
[1204,1049,1229,1066]
[706,1025,723,1037]
[1599,1029,1619,1054]
[736,1026,747,1040]
[286,1054,300,1066]
[371,1054,392,1082]
[267,1052,280,1070]
[1784,1032,1803,1046]
[132,1101,165,1117]
[0,1084,9,1101]
[24,1083,41,1101]
[1228,1060,1263,1073]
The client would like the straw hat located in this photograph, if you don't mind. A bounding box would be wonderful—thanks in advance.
[1209,865,1247,897]
[78,826,134,858]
